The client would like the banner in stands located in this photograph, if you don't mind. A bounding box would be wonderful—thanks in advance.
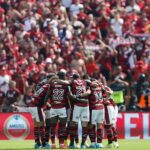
[0,113,34,140]
[0,112,150,140]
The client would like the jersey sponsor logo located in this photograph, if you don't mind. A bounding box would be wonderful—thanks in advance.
[3,114,30,140]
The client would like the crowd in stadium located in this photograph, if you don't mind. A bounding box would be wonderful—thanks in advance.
[0,0,150,112]
[0,0,150,149]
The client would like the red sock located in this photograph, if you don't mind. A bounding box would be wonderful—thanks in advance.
[58,124,66,144]
[50,124,56,144]
[81,127,88,145]
[34,127,40,144]
[112,126,118,142]
[97,128,103,143]
[39,126,46,146]
[89,125,96,143]
[68,125,75,145]
[106,129,113,144]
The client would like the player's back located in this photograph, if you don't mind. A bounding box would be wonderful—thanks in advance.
[71,79,86,95]
[30,84,50,107]
[70,79,89,107]
[50,81,69,108]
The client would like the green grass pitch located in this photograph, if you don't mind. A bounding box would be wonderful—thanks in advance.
[0,140,150,150]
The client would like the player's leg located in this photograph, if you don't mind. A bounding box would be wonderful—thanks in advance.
[71,105,81,148]
[88,109,96,148]
[112,106,119,148]
[64,108,70,145]
[49,108,58,148]
[44,109,51,146]
[59,117,67,148]
[104,105,115,148]
[104,124,113,148]
[112,125,119,148]
[33,120,41,149]
[45,118,51,147]
[28,107,45,149]
[36,108,46,148]
[80,106,89,148]
[96,108,105,148]
[88,123,96,148]
[58,107,68,148]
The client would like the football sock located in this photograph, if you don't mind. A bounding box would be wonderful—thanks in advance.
[39,126,46,146]
[81,127,88,145]
[112,126,118,142]
[97,128,103,143]
[58,124,66,144]
[50,123,56,144]
[89,125,96,143]
[34,127,40,145]
[106,129,113,144]
[45,125,50,143]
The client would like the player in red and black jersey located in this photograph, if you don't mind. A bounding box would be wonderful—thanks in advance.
[69,72,91,149]
[48,70,71,149]
[103,86,119,148]
[28,74,57,149]
[29,83,50,149]
[88,79,105,148]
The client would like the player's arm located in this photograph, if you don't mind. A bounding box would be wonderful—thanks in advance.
[78,89,91,98]
[44,90,51,104]
[47,75,59,84]
[55,79,70,85]
[66,85,87,103]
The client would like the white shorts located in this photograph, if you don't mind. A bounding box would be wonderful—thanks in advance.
[28,107,45,122]
[44,109,51,119]
[17,106,29,112]
[113,105,118,124]
[50,107,67,118]
[72,105,89,122]
[104,105,115,125]
[91,109,105,125]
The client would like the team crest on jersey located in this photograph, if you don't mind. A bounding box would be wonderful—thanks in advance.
[3,114,30,140]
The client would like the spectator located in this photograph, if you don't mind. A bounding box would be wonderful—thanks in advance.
[3,80,21,112]
[70,51,86,75]
[70,0,83,16]
[110,11,124,36]
[0,67,11,94]
[127,95,141,111]
[0,89,5,112]
[85,55,99,76]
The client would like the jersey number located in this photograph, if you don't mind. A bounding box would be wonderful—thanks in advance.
[94,91,102,102]
[76,86,84,96]
[52,89,64,101]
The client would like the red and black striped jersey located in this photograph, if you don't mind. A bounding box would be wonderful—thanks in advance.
[49,81,70,108]
[29,84,50,107]
[89,85,104,110]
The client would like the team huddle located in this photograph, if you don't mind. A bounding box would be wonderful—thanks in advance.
[15,70,119,149]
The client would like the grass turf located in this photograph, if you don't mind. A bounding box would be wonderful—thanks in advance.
[0,139,150,150]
